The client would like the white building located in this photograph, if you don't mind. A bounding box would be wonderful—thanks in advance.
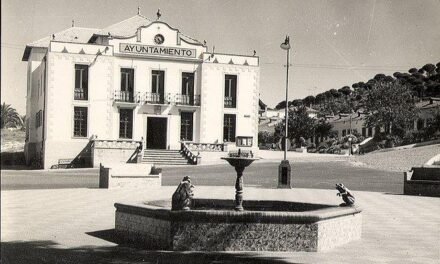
[23,13,260,169]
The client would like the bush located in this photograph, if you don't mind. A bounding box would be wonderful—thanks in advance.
[402,131,415,145]
[258,131,275,145]
[327,145,341,154]
[307,149,317,153]
[307,143,316,150]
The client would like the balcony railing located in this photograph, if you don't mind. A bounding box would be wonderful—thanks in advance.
[139,92,166,104]
[114,91,136,103]
[74,88,88,100]
[175,94,201,106]
[224,97,236,108]
[113,91,201,106]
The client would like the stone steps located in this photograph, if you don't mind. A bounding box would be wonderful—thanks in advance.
[142,149,190,165]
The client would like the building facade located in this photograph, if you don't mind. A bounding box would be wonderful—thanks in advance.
[23,14,260,169]
[327,98,440,141]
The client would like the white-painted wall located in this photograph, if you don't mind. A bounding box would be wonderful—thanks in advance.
[25,20,260,168]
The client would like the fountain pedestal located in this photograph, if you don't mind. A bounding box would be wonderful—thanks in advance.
[221,156,259,211]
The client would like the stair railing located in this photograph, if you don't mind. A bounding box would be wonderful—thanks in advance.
[181,142,201,165]
[136,137,145,163]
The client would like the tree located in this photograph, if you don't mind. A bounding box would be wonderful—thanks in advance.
[276,106,316,147]
[275,100,287,110]
[258,131,275,145]
[1,103,22,129]
[290,99,303,107]
[315,119,333,138]
[303,95,315,107]
[363,80,418,135]
[425,110,440,138]
[339,86,352,97]
[422,64,436,76]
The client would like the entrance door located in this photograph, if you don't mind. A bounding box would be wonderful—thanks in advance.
[147,117,167,149]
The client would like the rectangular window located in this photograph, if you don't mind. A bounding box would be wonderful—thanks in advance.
[151,70,165,103]
[362,127,366,137]
[120,68,134,102]
[223,114,236,142]
[224,75,237,108]
[180,112,194,141]
[417,118,425,130]
[119,109,133,139]
[73,107,88,137]
[342,129,346,137]
[35,111,40,128]
[181,72,194,95]
[75,65,88,100]
[180,72,194,105]
[368,127,373,137]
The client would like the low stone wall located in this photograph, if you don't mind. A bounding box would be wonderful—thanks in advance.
[404,166,440,197]
[92,140,141,168]
[114,200,362,252]
[99,163,161,189]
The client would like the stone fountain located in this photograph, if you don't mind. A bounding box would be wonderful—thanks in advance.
[114,149,362,252]
[221,149,259,211]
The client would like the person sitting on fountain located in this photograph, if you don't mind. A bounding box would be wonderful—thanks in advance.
[172,176,195,211]
[335,183,355,206]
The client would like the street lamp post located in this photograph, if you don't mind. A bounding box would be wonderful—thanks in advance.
[278,36,292,188]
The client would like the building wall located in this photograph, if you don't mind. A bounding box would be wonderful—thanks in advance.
[414,106,440,131]
[200,62,259,149]
[26,21,260,168]
[24,48,47,165]
[329,115,371,140]
[44,48,114,168]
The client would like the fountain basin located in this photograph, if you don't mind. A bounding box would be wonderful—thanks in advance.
[115,199,362,252]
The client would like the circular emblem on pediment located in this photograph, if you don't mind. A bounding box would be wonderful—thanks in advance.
[154,34,165,45]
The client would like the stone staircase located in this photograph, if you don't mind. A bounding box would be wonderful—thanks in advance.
[141,149,190,165]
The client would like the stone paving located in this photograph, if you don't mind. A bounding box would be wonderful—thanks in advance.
[1,186,439,263]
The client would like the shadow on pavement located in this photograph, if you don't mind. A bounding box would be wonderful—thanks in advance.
[86,229,120,244]
[1,240,301,264]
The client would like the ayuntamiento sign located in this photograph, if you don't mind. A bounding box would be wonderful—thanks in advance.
[119,43,196,58]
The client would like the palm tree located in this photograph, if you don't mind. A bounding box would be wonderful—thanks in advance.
[1,103,22,129]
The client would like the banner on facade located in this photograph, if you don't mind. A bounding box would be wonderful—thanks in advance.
[119,43,196,58]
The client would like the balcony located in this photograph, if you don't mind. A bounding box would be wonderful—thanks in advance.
[224,97,236,108]
[113,91,201,107]
[175,94,201,106]
[113,91,137,108]
[114,91,136,103]
[140,92,166,104]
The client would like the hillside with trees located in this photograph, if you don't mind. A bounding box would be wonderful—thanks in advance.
[264,62,440,151]
[275,62,440,115]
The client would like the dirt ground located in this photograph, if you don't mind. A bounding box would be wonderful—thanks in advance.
[1,129,25,153]
[352,144,440,172]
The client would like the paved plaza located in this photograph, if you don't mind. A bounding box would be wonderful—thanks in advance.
[2,185,439,263]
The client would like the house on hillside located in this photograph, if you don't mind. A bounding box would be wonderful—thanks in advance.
[326,97,440,141]
[414,98,440,131]
[325,111,376,140]
[23,12,260,169]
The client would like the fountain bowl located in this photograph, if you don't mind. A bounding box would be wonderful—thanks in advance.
[114,198,362,252]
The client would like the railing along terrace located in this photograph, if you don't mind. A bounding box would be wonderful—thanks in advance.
[185,142,224,152]
[175,94,201,106]
[224,97,236,108]
[114,91,136,103]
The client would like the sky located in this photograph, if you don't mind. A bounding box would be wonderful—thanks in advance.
[1,0,440,114]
